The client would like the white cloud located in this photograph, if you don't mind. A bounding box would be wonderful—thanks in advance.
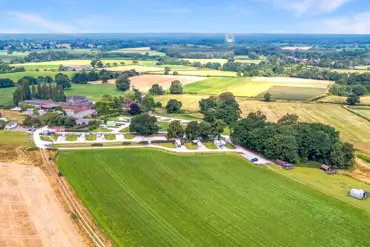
[272,0,351,15]
[7,11,75,33]
[318,11,370,34]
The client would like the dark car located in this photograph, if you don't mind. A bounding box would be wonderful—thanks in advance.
[251,158,259,162]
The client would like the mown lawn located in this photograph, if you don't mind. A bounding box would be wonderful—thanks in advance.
[0,87,16,106]
[0,130,34,146]
[57,149,370,247]
[64,84,123,101]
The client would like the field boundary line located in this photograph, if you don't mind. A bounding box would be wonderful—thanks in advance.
[40,149,108,247]
[342,105,370,123]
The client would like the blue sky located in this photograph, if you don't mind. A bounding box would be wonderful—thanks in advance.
[0,0,369,34]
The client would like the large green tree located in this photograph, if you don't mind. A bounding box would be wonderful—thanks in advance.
[166,99,182,113]
[169,80,183,94]
[55,73,71,89]
[167,120,185,139]
[129,114,159,136]
[116,74,131,91]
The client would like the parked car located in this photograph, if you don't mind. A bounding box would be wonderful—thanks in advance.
[197,141,202,148]
[251,158,259,162]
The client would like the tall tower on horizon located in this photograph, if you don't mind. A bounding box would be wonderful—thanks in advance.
[225,34,235,43]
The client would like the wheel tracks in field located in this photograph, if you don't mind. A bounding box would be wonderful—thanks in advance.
[40,149,107,247]
[95,154,191,246]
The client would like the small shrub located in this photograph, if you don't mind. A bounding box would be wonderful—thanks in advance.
[139,141,149,145]
[122,142,132,145]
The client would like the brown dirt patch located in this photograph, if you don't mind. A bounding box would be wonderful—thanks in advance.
[347,158,370,183]
[0,162,86,247]
[0,145,42,166]
[0,110,25,123]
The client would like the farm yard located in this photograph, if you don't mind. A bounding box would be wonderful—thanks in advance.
[57,148,370,247]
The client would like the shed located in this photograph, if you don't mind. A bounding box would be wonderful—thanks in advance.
[349,189,367,200]
[275,160,293,170]
[320,164,331,172]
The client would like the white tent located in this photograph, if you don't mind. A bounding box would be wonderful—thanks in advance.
[349,189,367,200]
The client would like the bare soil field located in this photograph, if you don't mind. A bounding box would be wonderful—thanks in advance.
[0,162,86,247]
[90,75,205,92]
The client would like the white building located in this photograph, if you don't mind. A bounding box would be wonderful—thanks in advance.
[349,189,367,200]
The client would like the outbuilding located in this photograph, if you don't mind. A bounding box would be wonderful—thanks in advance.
[349,189,367,200]
[320,164,331,172]
[275,160,293,170]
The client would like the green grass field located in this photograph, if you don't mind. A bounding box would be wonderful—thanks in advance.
[0,87,16,106]
[0,71,75,82]
[256,85,328,100]
[57,149,370,247]
[86,135,97,141]
[104,134,116,140]
[64,84,123,101]
[66,135,77,141]
[0,131,34,146]
[183,77,330,99]
[348,107,370,119]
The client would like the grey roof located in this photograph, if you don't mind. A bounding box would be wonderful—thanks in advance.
[72,109,96,119]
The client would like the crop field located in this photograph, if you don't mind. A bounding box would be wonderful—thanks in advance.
[0,71,75,82]
[155,95,206,112]
[183,58,263,64]
[183,77,330,99]
[319,96,370,105]
[106,65,164,73]
[152,69,237,77]
[57,148,370,247]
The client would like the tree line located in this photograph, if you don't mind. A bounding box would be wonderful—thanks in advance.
[231,112,354,169]
[13,80,66,105]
